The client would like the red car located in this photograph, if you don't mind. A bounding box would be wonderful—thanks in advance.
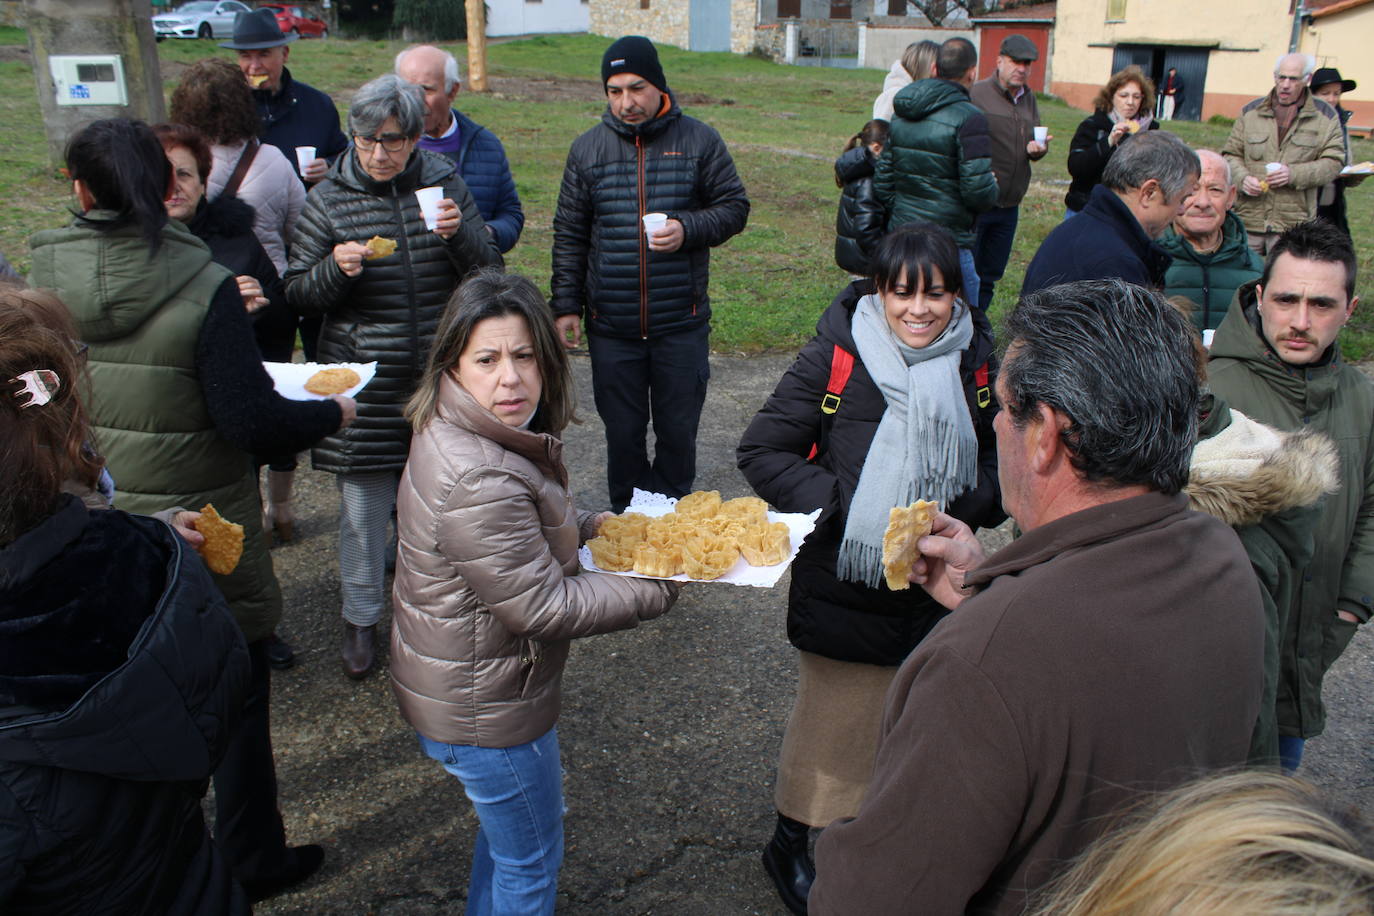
[260,3,328,38]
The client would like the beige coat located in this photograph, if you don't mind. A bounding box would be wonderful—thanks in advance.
[1222,90,1344,234]
[390,374,676,748]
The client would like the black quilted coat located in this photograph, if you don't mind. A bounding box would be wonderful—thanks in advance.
[550,92,749,339]
[0,498,251,914]
[737,281,1005,665]
[833,145,886,275]
[285,147,502,474]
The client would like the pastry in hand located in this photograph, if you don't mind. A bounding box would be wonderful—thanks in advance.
[194,503,244,576]
[881,499,936,591]
[364,236,397,259]
[304,367,360,395]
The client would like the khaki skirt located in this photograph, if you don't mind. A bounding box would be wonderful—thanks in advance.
[774,650,898,827]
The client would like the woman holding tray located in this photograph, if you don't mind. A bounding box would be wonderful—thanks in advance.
[737,222,1005,915]
[391,268,677,914]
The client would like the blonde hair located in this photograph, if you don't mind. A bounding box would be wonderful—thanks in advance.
[1029,771,1374,916]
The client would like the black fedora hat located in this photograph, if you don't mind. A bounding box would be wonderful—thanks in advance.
[219,8,297,50]
[1310,67,1356,94]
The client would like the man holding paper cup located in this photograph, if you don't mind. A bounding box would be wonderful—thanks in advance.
[550,35,749,511]
[1222,52,1344,256]
[969,33,1050,313]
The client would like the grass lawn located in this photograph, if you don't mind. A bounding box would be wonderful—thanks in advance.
[3,32,1372,356]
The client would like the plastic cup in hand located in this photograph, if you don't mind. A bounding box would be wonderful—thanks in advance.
[1033,126,1048,144]
[295,146,316,173]
[416,186,445,230]
[1265,162,1282,175]
[642,212,668,241]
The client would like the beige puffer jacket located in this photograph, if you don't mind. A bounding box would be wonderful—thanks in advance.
[1222,91,1344,234]
[390,375,677,748]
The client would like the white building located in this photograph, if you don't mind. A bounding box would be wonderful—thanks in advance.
[487,0,589,37]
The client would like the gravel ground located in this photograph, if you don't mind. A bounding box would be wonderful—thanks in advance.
[254,352,1373,914]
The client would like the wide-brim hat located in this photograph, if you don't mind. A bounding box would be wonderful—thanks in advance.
[1310,66,1356,94]
[219,8,297,50]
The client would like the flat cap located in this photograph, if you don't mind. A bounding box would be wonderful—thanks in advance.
[999,34,1038,62]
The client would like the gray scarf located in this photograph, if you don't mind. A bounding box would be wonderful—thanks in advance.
[835,294,978,589]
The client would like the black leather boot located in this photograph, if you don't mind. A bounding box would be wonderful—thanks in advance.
[762,811,813,915]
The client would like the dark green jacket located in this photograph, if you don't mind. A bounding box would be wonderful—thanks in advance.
[876,78,998,248]
[1207,283,1374,738]
[29,216,281,642]
[1189,393,1337,762]
[1159,211,1262,332]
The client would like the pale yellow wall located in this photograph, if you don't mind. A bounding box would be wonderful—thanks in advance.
[1303,6,1374,126]
[1050,0,1292,100]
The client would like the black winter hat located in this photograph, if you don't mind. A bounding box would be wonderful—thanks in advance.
[602,36,668,93]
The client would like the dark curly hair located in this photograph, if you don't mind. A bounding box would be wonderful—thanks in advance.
[169,57,262,145]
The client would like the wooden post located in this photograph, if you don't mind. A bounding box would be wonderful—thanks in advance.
[465,0,487,91]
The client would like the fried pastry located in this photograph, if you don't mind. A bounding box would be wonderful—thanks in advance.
[304,367,360,395]
[633,541,682,578]
[249,74,269,88]
[740,521,791,567]
[881,499,936,591]
[364,235,397,259]
[587,536,636,572]
[194,503,244,576]
[681,533,738,580]
[599,511,651,541]
[675,490,722,519]
[720,496,769,526]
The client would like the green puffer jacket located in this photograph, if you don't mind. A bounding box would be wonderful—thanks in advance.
[1222,91,1344,234]
[876,78,998,248]
[1159,211,1262,332]
[29,216,281,642]
[1188,393,1338,763]
[1207,283,1374,738]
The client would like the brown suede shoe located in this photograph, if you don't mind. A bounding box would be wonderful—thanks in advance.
[341,623,375,680]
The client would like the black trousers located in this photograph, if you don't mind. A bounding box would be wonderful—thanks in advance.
[213,639,289,884]
[587,324,711,512]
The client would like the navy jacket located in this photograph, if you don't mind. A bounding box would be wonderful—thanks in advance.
[550,91,749,340]
[417,109,525,253]
[253,68,349,181]
[1021,184,1172,296]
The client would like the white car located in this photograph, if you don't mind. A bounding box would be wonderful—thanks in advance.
[152,0,252,40]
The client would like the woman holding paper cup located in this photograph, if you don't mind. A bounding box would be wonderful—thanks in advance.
[1065,66,1158,215]
[391,269,676,912]
[285,74,502,680]
[737,223,1004,915]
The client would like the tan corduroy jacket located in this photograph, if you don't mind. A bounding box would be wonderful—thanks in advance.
[390,374,676,748]
[1222,90,1344,234]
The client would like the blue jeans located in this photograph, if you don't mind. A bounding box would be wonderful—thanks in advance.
[973,205,1019,313]
[419,729,564,916]
[1278,735,1306,772]
[957,247,980,313]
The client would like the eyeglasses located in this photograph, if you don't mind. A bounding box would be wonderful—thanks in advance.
[354,133,410,153]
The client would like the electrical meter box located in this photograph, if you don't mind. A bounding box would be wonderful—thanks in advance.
[49,55,128,107]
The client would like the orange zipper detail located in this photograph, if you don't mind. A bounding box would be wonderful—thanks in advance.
[637,134,648,339]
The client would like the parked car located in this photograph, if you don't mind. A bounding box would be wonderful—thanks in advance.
[152,0,252,39]
[260,3,329,38]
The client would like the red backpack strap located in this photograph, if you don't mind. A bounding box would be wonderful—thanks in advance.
[974,361,992,408]
[808,344,855,460]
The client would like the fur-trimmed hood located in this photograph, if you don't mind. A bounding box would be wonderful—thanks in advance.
[1188,405,1339,528]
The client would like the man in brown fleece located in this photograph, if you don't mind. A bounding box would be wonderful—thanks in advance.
[809,280,1266,915]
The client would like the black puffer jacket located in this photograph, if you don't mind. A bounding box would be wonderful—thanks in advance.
[187,193,295,362]
[1065,110,1160,212]
[285,148,503,474]
[737,281,1005,665]
[0,498,251,914]
[550,92,749,339]
[834,145,886,275]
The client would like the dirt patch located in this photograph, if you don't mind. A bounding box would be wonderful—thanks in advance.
[0,44,29,63]
[486,75,605,104]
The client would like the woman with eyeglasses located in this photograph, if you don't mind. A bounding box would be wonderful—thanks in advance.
[285,74,502,681]
[1064,65,1159,217]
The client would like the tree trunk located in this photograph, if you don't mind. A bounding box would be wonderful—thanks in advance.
[465,0,487,91]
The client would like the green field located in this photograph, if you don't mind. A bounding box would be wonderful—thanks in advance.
[3,32,1371,355]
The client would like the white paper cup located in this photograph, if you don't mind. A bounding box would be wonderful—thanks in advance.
[416,186,445,230]
[1265,162,1283,174]
[642,212,668,240]
[295,145,316,173]
[1033,126,1048,144]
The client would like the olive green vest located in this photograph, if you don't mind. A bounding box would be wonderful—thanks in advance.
[29,216,281,640]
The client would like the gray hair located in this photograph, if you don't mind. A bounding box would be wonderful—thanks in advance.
[348,74,425,139]
[394,45,462,92]
[1195,148,1233,188]
[1002,280,1200,494]
[1274,52,1316,78]
[1102,131,1201,199]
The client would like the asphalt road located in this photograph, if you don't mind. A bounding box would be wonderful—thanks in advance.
[256,351,1373,914]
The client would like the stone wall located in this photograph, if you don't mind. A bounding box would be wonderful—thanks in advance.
[589,0,689,50]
